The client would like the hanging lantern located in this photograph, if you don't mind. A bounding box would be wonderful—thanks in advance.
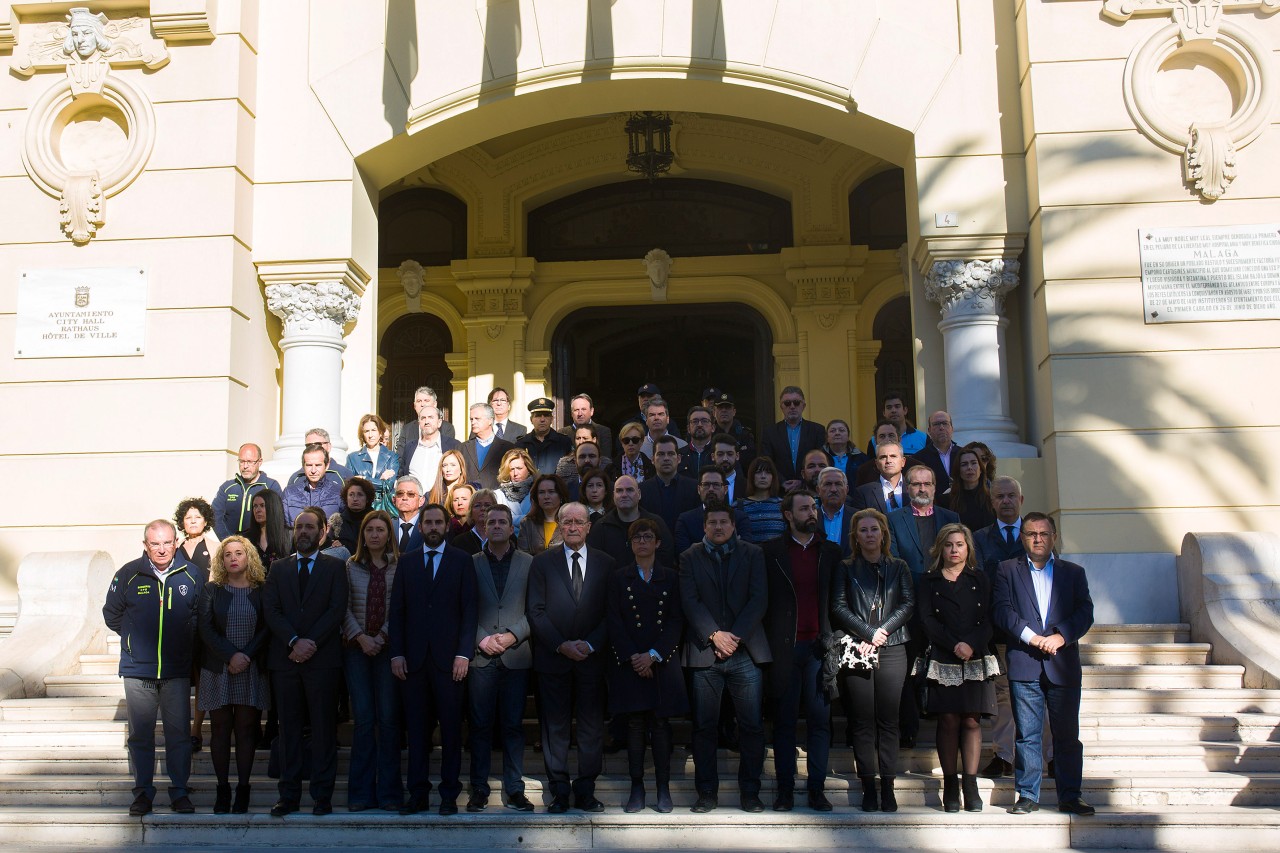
[625,112,674,181]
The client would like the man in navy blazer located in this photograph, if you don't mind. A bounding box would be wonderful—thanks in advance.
[527,502,616,813]
[852,440,907,515]
[262,507,349,817]
[462,403,516,491]
[758,386,826,491]
[993,512,1095,817]
[390,504,479,815]
[674,467,753,554]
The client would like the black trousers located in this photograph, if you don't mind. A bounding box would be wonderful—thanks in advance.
[272,665,340,803]
[538,664,605,802]
[843,643,908,779]
[403,664,465,802]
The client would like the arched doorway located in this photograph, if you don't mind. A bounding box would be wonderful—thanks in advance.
[378,313,454,442]
[551,303,774,436]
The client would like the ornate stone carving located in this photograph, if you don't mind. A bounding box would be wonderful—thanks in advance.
[397,260,424,313]
[643,248,672,302]
[265,282,362,335]
[13,8,166,243]
[1109,0,1277,201]
[924,259,1021,318]
[486,324,504,340]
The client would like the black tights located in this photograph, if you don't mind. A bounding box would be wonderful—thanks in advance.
[935,712,982,776]
[209,704,262,786]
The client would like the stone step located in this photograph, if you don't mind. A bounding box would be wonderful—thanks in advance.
[43,676,126,699]
[0,697,125,722]
[1078,643,1210,666]
[77,655,120,676]
[3,740,1278,777]
[0,804,1277,851]
[1,771,1277,809]
[1080,665,1243,690]
[1080,624,1191,644]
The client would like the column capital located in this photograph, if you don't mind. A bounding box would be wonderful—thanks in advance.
[257,259,369,336]
[924,257,1021,318]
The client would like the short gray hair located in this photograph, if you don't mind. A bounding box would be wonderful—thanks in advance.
[394,475,423,495]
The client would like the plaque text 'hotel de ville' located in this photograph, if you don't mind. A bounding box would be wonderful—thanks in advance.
[15,267,148,358]
[1139,224,1280,324]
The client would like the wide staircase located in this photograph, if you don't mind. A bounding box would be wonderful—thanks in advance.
[0,625,1278,849]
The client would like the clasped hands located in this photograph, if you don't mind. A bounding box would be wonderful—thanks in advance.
[629,652,655,678]
[287,638,316,664]
[558,639,593,661]
[1030,632,1065,655]
[710,630,741,660]
[479,631,516,657]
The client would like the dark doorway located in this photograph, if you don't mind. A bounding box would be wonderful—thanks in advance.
[552,303,773,438]
[872,296,916,413]
[378,313,454,442]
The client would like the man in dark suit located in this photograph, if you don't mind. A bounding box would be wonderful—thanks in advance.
[909,410,963,494]
[973,475,1031,779]
[389,504,478,815]
[678,406,717,476]
[679,502,771,813]
[762,491,840,812]
[262,507,349,817]
[641,435,699,531]
[398,406,462,489]
[466,504,535,812]
[390,475,426,554]
[674,467,753,554]
[816,467,857,557]
[487,387,527,441]
[559,393,614,459]
[852,440,907,514]
[394,386,456,455]
[462,403,516,491]
[887,463,961,746]
[527,502,616,813]
[713,433,748,503]
[517,397,574,476]
[993,512,1095,817]
[759,386,826,492]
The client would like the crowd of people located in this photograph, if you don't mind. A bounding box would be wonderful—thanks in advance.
[103,383,1096,819]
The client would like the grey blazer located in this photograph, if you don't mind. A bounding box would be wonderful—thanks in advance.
[470,548,534,670]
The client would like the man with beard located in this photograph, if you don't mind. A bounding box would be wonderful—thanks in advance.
[390,504,478,815]
[263,507,349,816]
[712,433,747,504]
[527,503,617,813]
[801,448,833,492]
[711,392,756,468]
[674,467,753,555]
[679,407,717,476]
[762,490,840,812]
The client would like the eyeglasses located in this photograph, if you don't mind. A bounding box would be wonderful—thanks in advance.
[1024,531,1055,540]
[781,400,804,407]
[621,436,642,445]
[393,491,420,498]
[630,533,657,542]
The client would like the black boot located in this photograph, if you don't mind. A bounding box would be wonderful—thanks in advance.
[624,781,646,813]
[860,775,879,812]
[232,784,251,814]
[962,774,983,812]
[652,719,673,813]
[942,774,960,813]
[213,783,232,814]
[880,776,898,813]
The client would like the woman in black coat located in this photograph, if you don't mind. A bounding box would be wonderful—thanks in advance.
[830,507,915,813]
[918,522,998,813]
[198,536,270,814]
[605,517,686,814]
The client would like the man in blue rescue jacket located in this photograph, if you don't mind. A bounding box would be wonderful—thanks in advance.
[102,519,206,816]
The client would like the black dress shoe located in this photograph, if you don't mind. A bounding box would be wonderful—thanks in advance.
[398,796,430,815]
[981,755,1013,778]
[772,791,794,812]
[466,792,488,812]
[438,800,458,816]
[270,800,299,817]
[1058,798,1096,816]
[808,791,833,812]
[505,792,535,812]
[547,797,570,814]
[575,795,604,813]
[690,794,718,813]
[1008,796,1040,815]
[312,799,332,816]
[170,795,195,814]
[740,794,765,813]
[128,793,152,816]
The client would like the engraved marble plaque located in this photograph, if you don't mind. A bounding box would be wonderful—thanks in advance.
[1139,224,1280,324]
[15,267,148,357]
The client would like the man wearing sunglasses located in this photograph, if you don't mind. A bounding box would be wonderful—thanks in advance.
[759,386,825,493]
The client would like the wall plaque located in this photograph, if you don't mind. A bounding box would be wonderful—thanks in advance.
[1139,224,1280,324]
[15,267,147,358]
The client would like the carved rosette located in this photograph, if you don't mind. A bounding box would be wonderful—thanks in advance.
[265,282,362,337]
[924,259,1021,319]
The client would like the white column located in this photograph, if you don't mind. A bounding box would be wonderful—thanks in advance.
[258,260,368,470]
[924,258,1037,459]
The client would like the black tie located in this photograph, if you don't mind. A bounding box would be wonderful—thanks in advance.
[400,523,413,552]
[571,552,583,603]
[298,556,311,597]
[888,491,899,509]
[425,550,437,579]
[1004,525,1016,547]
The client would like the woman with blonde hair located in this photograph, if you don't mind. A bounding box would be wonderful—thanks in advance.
[198,536,270,813]
[350,413,401,511]
[494,447,538,531]
[445,482,476,535]
[606,421,655,484]
[918,522,998,813]
[428,448,470,507]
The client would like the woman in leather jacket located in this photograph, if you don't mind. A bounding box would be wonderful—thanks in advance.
[830,507,915,813]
